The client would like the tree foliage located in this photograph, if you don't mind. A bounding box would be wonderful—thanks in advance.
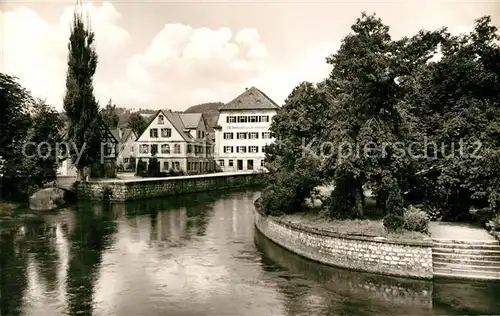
[100,99,120,129]
[63,6,101,178]
[260,13,500,228]
[0,74,62,200]
[127,112,148,136]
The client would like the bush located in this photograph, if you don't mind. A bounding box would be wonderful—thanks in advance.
[383,213,405,232]
[423,203,443,221]
[403,206,430,234]
[385,188,405,216]
[187,170,200,176]
[136,159,147,176]
[486,214,500,232]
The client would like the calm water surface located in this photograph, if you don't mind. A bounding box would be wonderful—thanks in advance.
[1,189,499,316]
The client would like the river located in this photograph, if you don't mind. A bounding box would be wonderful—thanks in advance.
[1,189,499,316]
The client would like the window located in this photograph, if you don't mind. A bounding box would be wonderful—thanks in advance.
[163,161,169,170]
[174,144,181,153]
[262,146,266,153]
[104,144,112,155]
[249,132,258,139]
[206,147,211,154]
[140,144,149,154]
[236,146,246,153]
[123,158,129,163]
[175,162,180,170]
[228,159,234,167]
[161,144,170,154]
[223,132,233,139]
[261,160,264,167]
[130,146,135,154]
[223,146,233,153]
[151,144,158,155]
[249,146,258,153]
[150,128,158,138]
[260,116,269,123]
[227,116,236,123]
[237,116,248,123]
[161,128,171,137]
[237,132,247,139]
[158,115,164,124]
[262,132,271,139]
[219,159,225,167]
[249,116,258,123]
[187,144,193,153]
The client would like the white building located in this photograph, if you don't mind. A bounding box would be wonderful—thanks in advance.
[135,110,215,173]
[214,87,279,172]
[111,128,139,170]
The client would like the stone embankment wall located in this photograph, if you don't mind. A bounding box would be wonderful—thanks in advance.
[254,204,434,279]
[76,171,264,201]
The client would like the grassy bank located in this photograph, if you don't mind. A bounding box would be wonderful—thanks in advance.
[280,212,430,241]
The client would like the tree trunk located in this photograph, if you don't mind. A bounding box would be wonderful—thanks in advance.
[353,184,364,218]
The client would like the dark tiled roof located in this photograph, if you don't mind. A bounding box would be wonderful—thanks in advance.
[140,110,211,143]
[219,86,280,111]
[179,113,202,129]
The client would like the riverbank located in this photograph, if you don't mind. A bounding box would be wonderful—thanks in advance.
[280,212,429,242]
[0,201,22,215]
[76,171,265,201]
[254,202,434,279]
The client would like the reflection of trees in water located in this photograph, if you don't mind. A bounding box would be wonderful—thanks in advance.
[254,231,436,316]
[66,202,118,316]
[123,189,243,243]
[432,279,500,315]
[0,226,28,316]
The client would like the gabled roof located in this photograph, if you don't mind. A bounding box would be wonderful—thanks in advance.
[139,110,210,143]
[111,128,136,144]
[179,113,202,129]
[219,86,280,111]
[58,115,118,144]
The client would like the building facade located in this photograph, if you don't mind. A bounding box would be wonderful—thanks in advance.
[112,128,139,170]
[214,87,279,172]
[135,110,215,173]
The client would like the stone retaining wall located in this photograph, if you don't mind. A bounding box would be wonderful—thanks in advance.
[254,205,434,279]
[76,172,264,201]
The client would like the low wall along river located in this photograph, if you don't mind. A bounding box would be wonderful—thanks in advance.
[254,203,434,280]
[76,171,264,201]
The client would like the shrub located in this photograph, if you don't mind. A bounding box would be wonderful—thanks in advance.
[385,188,405,216]
[486,214,500,232]
[383,213,405,232]
[423,203,443,221]
[403,206,430,234]
[187,170,200,176]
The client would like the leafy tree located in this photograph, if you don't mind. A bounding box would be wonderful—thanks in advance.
[100,99,119,129]
[321,13,444,219]
[406,16,500,220]
[63,5,101,179]
[127,112,148,136]
[261,82,330,214]
[0,75,62,200]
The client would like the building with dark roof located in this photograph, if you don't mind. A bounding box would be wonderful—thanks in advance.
[135,110,215,173]
[214,86,279,172]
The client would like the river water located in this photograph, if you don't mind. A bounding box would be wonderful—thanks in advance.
[1,189,499,316]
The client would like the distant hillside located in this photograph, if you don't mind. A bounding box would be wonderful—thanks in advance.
[184,102,223,132]
[185,102,223,113]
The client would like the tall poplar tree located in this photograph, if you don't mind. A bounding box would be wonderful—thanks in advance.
[63,1,101,179]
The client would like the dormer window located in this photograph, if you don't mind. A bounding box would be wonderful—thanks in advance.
[158,115,164,124]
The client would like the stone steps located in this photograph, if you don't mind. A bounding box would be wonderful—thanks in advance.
[433,254,500,266]
[432,239,500,280]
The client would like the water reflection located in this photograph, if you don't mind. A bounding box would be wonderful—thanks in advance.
[0,188,499,316]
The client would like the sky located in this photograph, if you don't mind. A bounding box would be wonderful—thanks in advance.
[1,1,498,111]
